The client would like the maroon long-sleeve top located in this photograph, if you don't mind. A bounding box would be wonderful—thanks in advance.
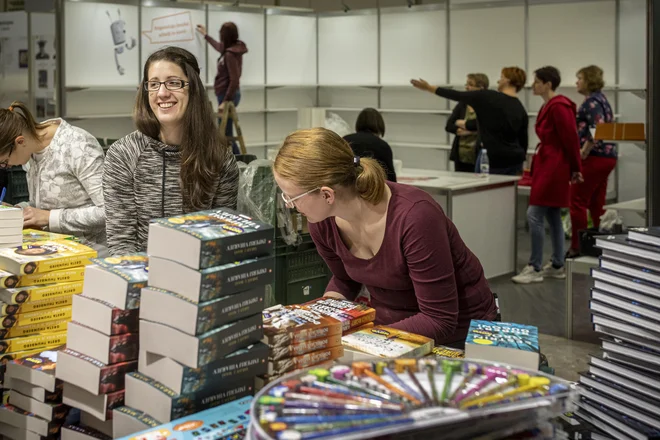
[204,35,247,101]
[309,181,497,345]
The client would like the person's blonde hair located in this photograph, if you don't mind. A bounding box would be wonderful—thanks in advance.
[274,127,386,204]
[467,73,489,90]
[577,65,605,93]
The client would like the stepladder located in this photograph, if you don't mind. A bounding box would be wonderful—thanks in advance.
[218,101,247,154]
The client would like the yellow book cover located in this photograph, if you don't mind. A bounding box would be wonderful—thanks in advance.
[22,230,75,243]
[1,306,72,330]
[0,267,86,289]
[0,343,64,365]
[0,241,97,275]
[1,295,73,316]
[0,281,84,305]
[0,331,67,355]
[0,319,69,340]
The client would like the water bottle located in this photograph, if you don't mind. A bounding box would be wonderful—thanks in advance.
[479,149,490,175]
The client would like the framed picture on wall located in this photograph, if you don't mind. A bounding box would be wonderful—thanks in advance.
[18,49,27,68]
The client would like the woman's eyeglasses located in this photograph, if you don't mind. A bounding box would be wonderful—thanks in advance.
[281,188,320,208]
[144,80,189,92]
[0,144,15,170]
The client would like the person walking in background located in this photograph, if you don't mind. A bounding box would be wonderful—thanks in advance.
[412,66,528,176]
[566,65,617,258]
[196,22,247,154]
[445,73,489,172]
[343,108,397,182]
[0,102,106,252]
[512,66,582,284]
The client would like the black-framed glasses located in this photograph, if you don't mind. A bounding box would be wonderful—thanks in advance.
[0,144,15,170]
[144,79,189,92]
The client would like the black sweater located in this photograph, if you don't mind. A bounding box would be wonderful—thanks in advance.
[435,88,528,169]
[343,131,397,182]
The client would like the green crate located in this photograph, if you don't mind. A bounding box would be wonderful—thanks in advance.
[4,166,29,205]
[273,234,332,306]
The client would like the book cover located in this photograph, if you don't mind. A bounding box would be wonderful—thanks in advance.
[1,295,73,317]
[465,320,539,352]
[0,332,67,355]
[148,256,274,303]
[0,280,84,305]
[340,326,434,358]
[0,318,69,340]
[148,209,274,269]
[0,267,86,290]
[262,305,343,347]
[115,396,251,440]
[0,240,97,275]
[89,254,149,310]
[1,305,72,330]
[22,229,75,242]
[140,342,269,395]
[300,298,376,332]
[269,334,343,361]
[141,286,266,336]
[62,423,112,440]
[125,372,254,423]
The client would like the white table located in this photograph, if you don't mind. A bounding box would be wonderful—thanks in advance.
[398,169,520,279]
[605,197,646,219]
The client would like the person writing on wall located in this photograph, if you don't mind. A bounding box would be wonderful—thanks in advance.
[445,73,489,172]
[566,65,617,258]
[196,22,247,155]
[343,108,397,182]
[273,127,497,347]
[412,67,528,176]
[512,67,582,284]
[0,102,106,252]
[103,47,239,256]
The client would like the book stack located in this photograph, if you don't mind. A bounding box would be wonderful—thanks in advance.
[575,228,660,439]
[0,206,24,249]
[0,239,97,396]
[118,208,274,433]
[261,297,376,383]
[0,346,73,440]
[55,254,148,439]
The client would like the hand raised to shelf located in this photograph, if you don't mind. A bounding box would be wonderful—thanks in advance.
[196,24,207,36]
[410,78,436,93]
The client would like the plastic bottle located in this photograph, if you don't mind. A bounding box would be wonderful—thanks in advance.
[479,149,490,175]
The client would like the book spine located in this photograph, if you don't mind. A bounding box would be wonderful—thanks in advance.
[269,346,344,374]
[1,295,73,317]
[125,281,147,310]
[0,319,69,340]
[30,254,95,275]
[4,306,72,330]
[269,335,343,361]
[180,344,268,394]
[63,424,112,440]
[108,333,139,364]
[0,330,67,354]
[198,314,263,366]
[196,288,265,335]
[171,378,254,421]
[104,389,126,419]
[110,308,140,335]
[201,228,273,268]
[18,267,86,288]
[99,360,138,394]
[200,257,274,301]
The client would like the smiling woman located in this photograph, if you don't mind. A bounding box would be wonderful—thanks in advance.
[103,46,239,256]
[0,102,106,251]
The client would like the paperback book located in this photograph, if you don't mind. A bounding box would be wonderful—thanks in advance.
[0,280,84,305]
[0,266,85,289]
[55,348,137,395]
[83,254,149,310]
[465,320,540,370]
[341,326,434,358]
[0,240,97,275]
[1,295,73,317]
[72,295,140,336]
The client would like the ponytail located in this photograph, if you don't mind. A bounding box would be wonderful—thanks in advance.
[355,157,386,204]
[0,101,49,156]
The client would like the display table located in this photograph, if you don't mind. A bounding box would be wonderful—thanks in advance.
[604,197,646,219]
[398,168,520,279]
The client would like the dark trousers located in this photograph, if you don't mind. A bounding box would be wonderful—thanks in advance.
[217,89,241,154]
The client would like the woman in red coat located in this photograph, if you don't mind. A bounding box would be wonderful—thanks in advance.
[512,66,583,284]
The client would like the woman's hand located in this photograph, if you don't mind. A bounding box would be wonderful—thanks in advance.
[455,119,467,129]
[410,78,435,93]
[23,207,50,229]
[456,128,471,136]
[571,172,584,184]
[323,291,347,300]
[196,25,207,36]
[218,101,226,114]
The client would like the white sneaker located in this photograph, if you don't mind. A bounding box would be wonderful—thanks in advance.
[543,265,566,279]
[542,261,553,271]
[512,265,544,284]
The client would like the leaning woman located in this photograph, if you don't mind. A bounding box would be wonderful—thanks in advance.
[103,47,239,256]
[0,102,106,252]
[273,127,497,347]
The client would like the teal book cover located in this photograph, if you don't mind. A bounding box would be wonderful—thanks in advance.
[92,254,149,284]
[466,320,539,353]
[115,395,252,440]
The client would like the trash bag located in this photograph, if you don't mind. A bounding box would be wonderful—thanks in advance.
[324,112,352,137]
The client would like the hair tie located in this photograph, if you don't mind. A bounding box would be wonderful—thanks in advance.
[7,106,13,112]
[353,156,361,167]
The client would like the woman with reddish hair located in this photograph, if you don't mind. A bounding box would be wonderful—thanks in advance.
[412,67,529,175]
[196,22,248,154]
[566,65,617,258]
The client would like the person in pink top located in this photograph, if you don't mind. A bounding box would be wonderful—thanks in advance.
[273,128,497,347]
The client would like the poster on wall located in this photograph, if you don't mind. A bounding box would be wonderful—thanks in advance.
[31,13,57,118]
[141,7,207,79]
[207,10,265,86]
[0,11,29,98]
[64,1,140,87]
